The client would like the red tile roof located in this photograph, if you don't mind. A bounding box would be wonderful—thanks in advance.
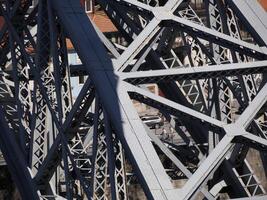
[259,0,267,10]
[89,11,117,33]
[67,10,117,50]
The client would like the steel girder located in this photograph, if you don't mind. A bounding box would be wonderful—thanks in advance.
[0,0,267,199]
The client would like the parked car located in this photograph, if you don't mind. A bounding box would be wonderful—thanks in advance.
[141,115,164,129]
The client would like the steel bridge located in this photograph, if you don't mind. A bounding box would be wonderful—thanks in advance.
[0,0,267,199]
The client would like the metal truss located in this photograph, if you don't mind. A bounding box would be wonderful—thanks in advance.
[0,0,267,199]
